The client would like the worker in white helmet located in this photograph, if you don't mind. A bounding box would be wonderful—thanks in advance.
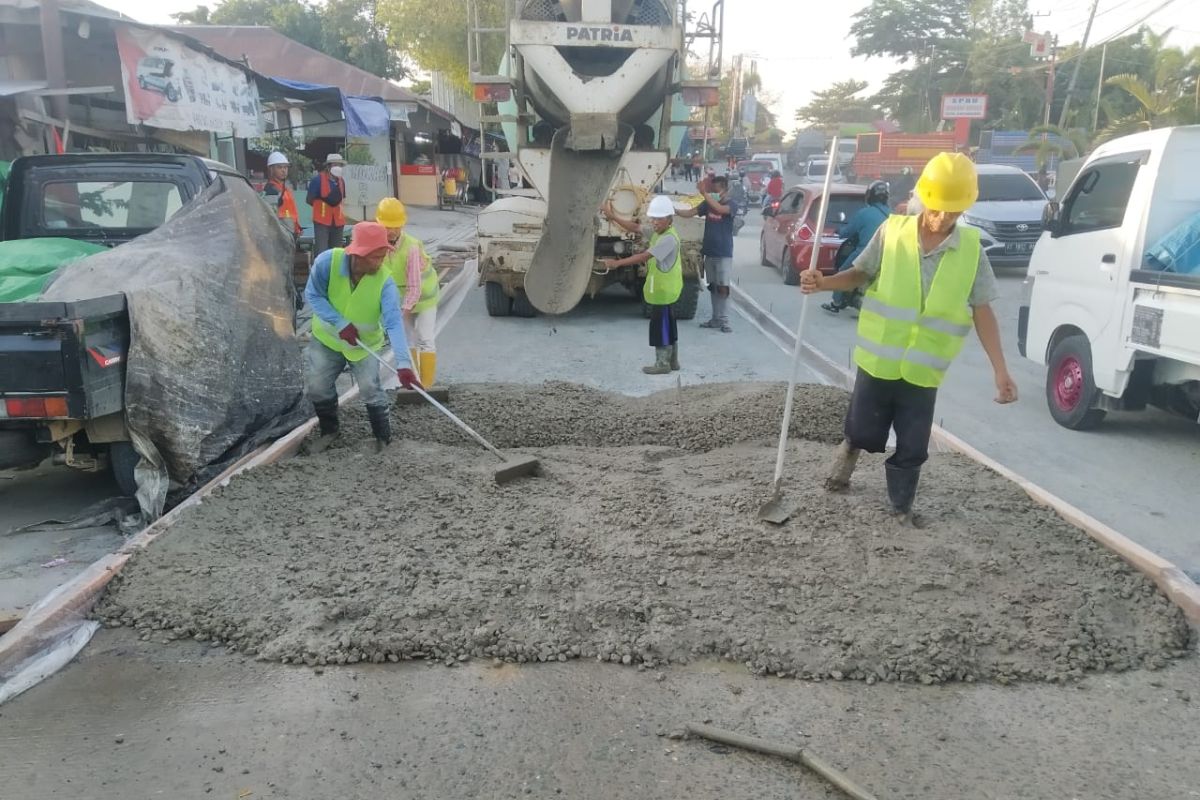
[262,151,301,237]
[600,194,685,375]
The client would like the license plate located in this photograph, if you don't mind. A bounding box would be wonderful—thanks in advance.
[1005,241,1035,255]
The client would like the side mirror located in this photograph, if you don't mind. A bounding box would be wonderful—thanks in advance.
[762,206,775,217]
[837,211,847,223]
[1042,201,1060,236]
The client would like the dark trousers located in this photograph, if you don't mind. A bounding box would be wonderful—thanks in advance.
[314,222,343,255]
[844,369,937,470]
[648,304,677,347]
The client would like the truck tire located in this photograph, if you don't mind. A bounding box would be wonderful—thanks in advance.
[109,441,140,497]
[1046,335,1107,430]
[782,248,799,285]
[512,290,538,318]
[674,278,701,321]
[484,282,512,317]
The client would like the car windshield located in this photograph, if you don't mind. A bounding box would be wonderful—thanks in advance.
[808,194,866,228]
[740,162,769,172]
[977,173,1045,202]
[42,180,185,231]
[808,162,829,176]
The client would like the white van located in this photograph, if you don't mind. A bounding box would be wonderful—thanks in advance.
[1020,126,1200,429]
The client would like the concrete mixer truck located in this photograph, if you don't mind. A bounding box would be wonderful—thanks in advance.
[470,0,723,319]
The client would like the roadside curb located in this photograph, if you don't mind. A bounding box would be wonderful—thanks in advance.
[730,284,1200,626]
[0,265,479,691]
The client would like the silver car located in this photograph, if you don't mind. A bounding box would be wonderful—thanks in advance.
[959,164,1048,269]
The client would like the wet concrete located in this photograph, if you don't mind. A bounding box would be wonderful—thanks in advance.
[4,628,1199,799]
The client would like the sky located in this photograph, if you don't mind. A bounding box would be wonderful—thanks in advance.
[98,0,1200,126]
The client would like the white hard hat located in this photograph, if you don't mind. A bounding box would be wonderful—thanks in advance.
[325,153,345,164]
[267,151,289,167]
[647,195,675,219]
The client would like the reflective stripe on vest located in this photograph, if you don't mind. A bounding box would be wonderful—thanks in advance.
[643,227,683,305]
[853,215,979,388]
[384,234,440,314]
[313,173,346,226]
[311,249,388,362]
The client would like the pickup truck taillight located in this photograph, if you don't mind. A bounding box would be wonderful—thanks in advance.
[2,396,70,418]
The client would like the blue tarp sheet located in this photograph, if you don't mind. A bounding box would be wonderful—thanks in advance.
[1145,211,1200,275]
[260,78,389,137]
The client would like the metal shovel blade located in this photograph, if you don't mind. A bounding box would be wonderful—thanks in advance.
[493,454,540,485]
[758,490,793,525]
[523,125,631,315]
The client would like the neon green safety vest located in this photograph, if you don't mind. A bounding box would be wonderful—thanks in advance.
[311,248,388,363]
[385,233,439,314]
[853,215,979,388]
[642,226,683,305]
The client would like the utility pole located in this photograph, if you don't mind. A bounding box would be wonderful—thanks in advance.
[1057,0,1102,128]
[1092,42,1108,132]
[1043,35,1059,126]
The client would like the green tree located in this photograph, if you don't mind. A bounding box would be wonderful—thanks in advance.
[851,0,1038,130]
[171,0,405,79]
[795,80,879,128]
[377,0,505,86]
[1016,124,1089,172]
[1097,32,1200,141]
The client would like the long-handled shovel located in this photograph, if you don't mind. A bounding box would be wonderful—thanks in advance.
[358,342,540,484]
[758,137,841,524]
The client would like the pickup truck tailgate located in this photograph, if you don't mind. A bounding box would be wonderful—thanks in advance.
[0,294,128,419]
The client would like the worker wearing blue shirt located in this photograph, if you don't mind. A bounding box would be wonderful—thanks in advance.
[304,221,419,452]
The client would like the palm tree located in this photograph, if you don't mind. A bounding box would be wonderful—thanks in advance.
[1097,39,1194,141]
[1017,125,1090,180]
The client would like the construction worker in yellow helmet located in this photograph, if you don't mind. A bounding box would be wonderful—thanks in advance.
[376,197,440,388]
[800,152,1018,523]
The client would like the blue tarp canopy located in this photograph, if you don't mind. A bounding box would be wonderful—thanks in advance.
[257,77,390,137]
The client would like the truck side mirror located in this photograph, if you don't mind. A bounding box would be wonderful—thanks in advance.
[1042,201,1060,236]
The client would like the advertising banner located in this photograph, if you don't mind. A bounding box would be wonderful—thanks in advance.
[940,94,989,120]
[115,25,263,137]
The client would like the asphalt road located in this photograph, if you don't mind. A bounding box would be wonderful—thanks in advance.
[732,205,1199,577]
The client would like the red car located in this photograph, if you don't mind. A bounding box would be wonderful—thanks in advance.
[736,159,772,202]
[759,183,867,285]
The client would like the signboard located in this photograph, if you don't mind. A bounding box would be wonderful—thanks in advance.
[1024,30,1052,58]
[740,93,758,127]
[940,94,989,120]
[400,164,437,176]
[115,25,262,137]
[343,136,392,212]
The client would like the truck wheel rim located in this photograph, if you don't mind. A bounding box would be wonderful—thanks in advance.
[1054,355,1084,411]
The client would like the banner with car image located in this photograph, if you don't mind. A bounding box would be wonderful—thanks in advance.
[115,26,263,138]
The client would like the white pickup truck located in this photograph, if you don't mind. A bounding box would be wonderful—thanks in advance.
[1019,125,1200,429]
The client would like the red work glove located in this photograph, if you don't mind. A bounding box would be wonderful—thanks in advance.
[338,323,359,345]
[397,368,422,390]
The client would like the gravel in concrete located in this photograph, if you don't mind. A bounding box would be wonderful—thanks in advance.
[94,383,1192,684]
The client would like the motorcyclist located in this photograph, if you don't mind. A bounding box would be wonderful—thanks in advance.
[764,170,785,208]
[823,180,891,314]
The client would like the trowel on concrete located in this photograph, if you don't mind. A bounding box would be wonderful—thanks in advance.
[523,124,633,315]
[758,138,842,525]
[358,342,540,484]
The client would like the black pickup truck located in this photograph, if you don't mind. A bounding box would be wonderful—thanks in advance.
[0,154,256,493]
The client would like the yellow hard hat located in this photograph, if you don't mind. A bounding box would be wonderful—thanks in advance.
[375,197,407,228]
[915,152,979,213]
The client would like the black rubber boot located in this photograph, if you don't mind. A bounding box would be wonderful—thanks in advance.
[310,399,340,454]
[885,464,922,525]
[669,343,681,371]
[366,404,392,452]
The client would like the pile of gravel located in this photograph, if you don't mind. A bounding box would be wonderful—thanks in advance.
[94,383,1192,684]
